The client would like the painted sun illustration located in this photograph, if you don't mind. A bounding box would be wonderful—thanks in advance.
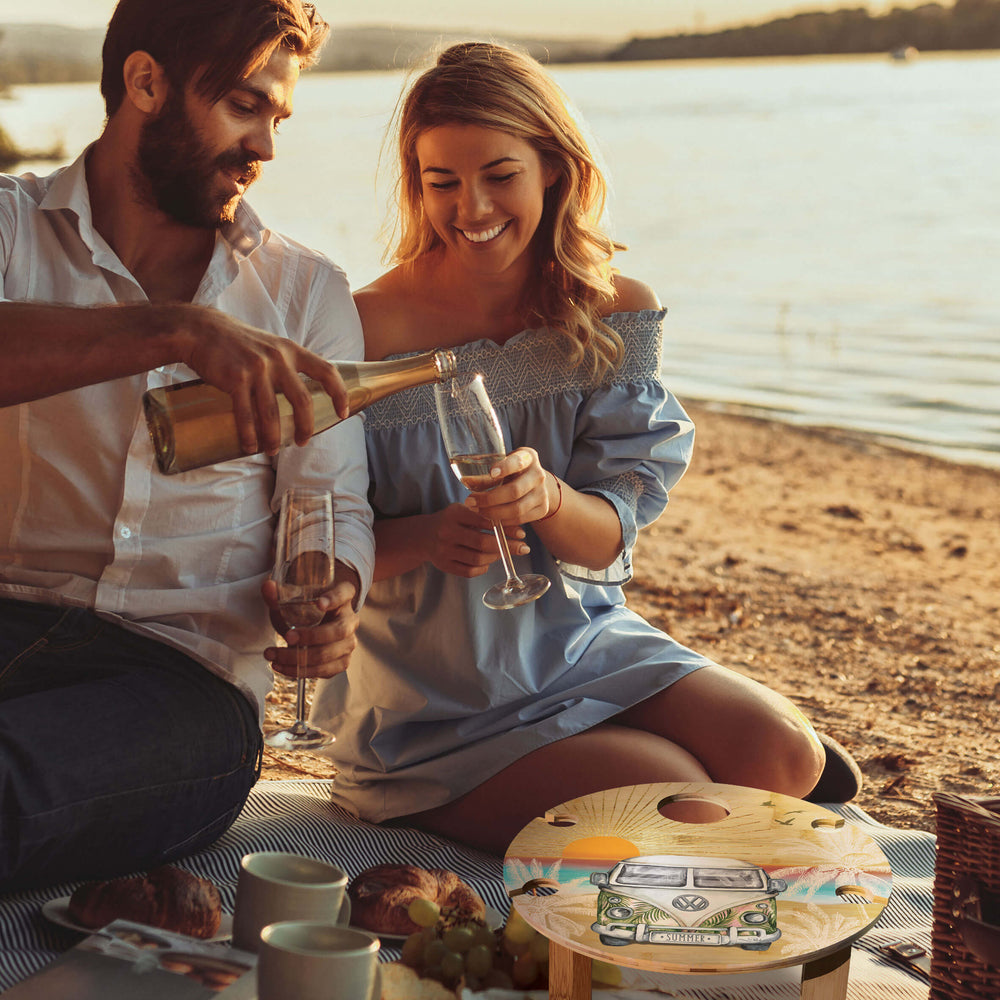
[563,836,638,860]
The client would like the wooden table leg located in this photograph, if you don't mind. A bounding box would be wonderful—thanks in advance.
[800,945,851,1000]
[547,940,591,1000]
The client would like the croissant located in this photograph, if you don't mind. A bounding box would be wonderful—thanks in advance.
[348,863,486,936]
[67,864,222,939]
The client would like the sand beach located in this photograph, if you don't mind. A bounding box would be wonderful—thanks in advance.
[264,401,1000,835]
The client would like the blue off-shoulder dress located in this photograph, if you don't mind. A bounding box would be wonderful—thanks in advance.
[311,309,717,822]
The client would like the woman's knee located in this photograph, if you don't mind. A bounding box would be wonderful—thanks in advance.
[760,709,825,798]
[706,691,824,798]
[616,665,824,798]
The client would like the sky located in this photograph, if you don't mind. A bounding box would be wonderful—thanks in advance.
[0,1,922,41]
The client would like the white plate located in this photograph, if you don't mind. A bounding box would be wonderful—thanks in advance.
[351,904,504,945]
[41,897,233,943]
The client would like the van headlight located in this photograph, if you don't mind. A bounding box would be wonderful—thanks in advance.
[741,912,767,924]
[607,906,633,919]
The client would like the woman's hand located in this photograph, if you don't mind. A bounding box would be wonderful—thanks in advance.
[467,448,624,572]
[424,503,528,577]
[465,447,559,525]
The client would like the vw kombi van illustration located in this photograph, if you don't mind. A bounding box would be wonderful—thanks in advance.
[590,854,787,950]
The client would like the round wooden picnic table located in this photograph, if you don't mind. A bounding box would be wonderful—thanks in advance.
[503,782,892,1000]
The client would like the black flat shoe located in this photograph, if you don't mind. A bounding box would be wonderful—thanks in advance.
[805,732,863,804]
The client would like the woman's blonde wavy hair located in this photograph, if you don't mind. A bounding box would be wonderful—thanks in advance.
[388,42,626,380]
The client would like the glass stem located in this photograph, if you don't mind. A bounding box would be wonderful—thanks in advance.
[492,524,524,587]
[292,632,308,734]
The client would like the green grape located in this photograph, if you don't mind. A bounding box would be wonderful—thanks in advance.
[400,932,425,968]
[485,968,515,990]
[423,938,448,967]
[529,933,550,963]
[440,950,465,982]
[422,964,445,983]
[471,924,496,949]
[503,909,536,945]
[511,953,540,989]
[502,933,530,957]
[465,943,494,978]
[407,896,441,928]
[442,925,475,953]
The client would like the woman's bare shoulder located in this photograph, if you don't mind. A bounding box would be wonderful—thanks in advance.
[605,274,662,315]
[354,270,422,360]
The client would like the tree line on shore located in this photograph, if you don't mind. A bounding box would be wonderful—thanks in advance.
[4,1,1000,84]
[611,0,1000,61]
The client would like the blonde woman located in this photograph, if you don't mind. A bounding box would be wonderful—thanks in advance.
[312,43,836,854]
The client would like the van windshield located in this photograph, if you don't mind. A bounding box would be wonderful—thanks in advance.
[611,864,768,890]
[613,864,686,887]
[693,868,766,889]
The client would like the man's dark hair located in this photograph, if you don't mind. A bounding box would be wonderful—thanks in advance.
[100,0,329,117]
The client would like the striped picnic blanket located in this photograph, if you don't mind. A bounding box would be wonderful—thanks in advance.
[0,780,932,998]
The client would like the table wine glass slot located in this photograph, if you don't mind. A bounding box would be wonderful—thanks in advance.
[434,374,550,611]
[266,487,336,750]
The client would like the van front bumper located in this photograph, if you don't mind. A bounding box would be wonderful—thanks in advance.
[594,922,778,947]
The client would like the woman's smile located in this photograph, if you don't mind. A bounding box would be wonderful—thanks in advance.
[459,221,511,244]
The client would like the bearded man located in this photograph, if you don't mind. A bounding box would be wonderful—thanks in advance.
[0,0,374,890]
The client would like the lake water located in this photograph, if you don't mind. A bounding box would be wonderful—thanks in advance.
[4,50,999,469]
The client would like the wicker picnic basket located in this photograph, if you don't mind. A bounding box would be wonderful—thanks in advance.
[931,792,1000,999]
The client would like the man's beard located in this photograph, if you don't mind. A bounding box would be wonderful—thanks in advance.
[135,89,261,229]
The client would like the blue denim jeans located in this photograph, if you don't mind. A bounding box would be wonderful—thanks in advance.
[0,598,262,891]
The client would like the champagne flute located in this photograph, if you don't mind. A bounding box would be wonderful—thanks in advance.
[266,487,336,750]
[434,373,550,610]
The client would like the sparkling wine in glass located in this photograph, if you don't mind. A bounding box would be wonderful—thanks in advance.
[265,487,335,750]
[434,374,550,610]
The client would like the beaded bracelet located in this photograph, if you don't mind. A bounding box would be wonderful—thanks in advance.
[537,475,563,523]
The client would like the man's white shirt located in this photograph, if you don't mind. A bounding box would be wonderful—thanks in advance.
[0,147,374,720]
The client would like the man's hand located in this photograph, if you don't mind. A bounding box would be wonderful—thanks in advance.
[261,561,360,679]
[175,305,350,457]
[0,302,349,443]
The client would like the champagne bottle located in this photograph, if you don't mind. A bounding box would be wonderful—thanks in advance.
[143,349,457,474]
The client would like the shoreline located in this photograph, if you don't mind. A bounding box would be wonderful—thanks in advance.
[682,396,1000,476]
[263,402,1000,834]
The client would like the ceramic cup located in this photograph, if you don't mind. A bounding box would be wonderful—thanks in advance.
[257,921,380,1000]
[231,852,352,953]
